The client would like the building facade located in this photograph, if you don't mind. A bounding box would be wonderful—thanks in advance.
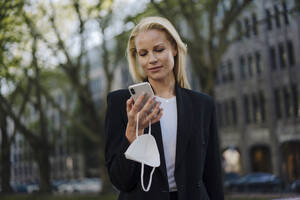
[215,0,300,183]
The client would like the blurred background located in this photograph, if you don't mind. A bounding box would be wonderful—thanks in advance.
[0,0,300,199]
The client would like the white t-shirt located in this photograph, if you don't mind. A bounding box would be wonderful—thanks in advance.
[156,95,177,191]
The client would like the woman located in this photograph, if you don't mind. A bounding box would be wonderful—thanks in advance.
[105,16,224,200]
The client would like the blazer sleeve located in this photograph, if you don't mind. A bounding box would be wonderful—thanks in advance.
[203,98,224,200]
[105,92,139,192]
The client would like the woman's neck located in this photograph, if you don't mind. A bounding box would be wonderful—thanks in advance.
[148,75,175,98]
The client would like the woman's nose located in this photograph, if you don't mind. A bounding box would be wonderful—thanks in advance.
[149,52,158,64]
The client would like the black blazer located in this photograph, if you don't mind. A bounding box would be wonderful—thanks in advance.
[105,83,224,200]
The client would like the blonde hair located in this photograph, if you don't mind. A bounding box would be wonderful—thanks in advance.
[126,16,190,89]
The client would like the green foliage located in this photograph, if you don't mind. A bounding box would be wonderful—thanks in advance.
[0,0,24,42]
[0,0,25,76]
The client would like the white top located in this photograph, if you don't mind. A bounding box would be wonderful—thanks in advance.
[155,95,177,191]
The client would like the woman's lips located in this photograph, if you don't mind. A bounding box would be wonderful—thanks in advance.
[149,66,162,72]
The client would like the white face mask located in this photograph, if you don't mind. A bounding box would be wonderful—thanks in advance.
[125,112,160,192]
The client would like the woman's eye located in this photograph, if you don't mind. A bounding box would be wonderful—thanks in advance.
[139,52,147,57]
[156,48,164,52]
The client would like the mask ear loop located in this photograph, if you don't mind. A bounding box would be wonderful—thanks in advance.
[141,162,156,192]
[136,112,155,192]
[136,112,151,138]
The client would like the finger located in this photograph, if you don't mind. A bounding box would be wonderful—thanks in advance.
[131,92,147,113]
[139,96,157,119]
[151,108,163,124]
[145,101,161,122]
[126,97,134,113]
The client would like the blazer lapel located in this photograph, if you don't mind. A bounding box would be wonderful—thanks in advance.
[174,84,193,171]
[151,122,169,182]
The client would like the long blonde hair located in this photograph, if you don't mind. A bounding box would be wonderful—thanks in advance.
[126,16,190,89]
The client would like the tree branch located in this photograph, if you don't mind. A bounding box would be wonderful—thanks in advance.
[72,0,86,71]
[48,2,74,68]
[0,94,39,144]
[39,85,100,143]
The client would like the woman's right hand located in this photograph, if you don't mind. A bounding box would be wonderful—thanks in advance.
[125,93,163,143]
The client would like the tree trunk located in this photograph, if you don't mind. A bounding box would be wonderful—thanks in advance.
[99,151,114,194]
[0,109,13,194]
[35,143,51,193]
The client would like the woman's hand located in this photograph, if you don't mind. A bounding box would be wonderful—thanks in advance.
[125,93,163,143]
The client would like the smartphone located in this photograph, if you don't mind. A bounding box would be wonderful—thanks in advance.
[128,82,154,102]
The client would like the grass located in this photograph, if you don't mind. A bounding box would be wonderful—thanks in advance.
[0,194,118,200]
[0,193,299,200]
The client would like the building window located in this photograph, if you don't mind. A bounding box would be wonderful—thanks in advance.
[243,95,250,123]
[252,94,259,123]
[287,40,295,66]
[59,145,64,156]
[283,86,292,118]
[265,9,272,31]
[20,154,23,162]
[244,18,250,38]
[269,46,277,71]
[19,167,23,176]
[259,91,266,122]
[282,2,289,25]
[247,55,253,77]
[274,5,281,28]
[278,43,286,68]
[240,56,246,79]
[224,101,230,126]
[221,64,227,83]
[252,13,258,35]
[228,60,234,81]
[274,88,282,119]
[226,100,233,126]
[236,20,242,40]
[231,99,237,125]
[255,51,262,74]
[24,166,28,177]
[291,84,299,118]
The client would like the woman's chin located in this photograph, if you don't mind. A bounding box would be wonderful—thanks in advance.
[148,74,165,81]
[148,76,172,83]
[147,71,175,81]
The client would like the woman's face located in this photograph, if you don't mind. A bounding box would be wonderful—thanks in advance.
[135,29,177,82]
